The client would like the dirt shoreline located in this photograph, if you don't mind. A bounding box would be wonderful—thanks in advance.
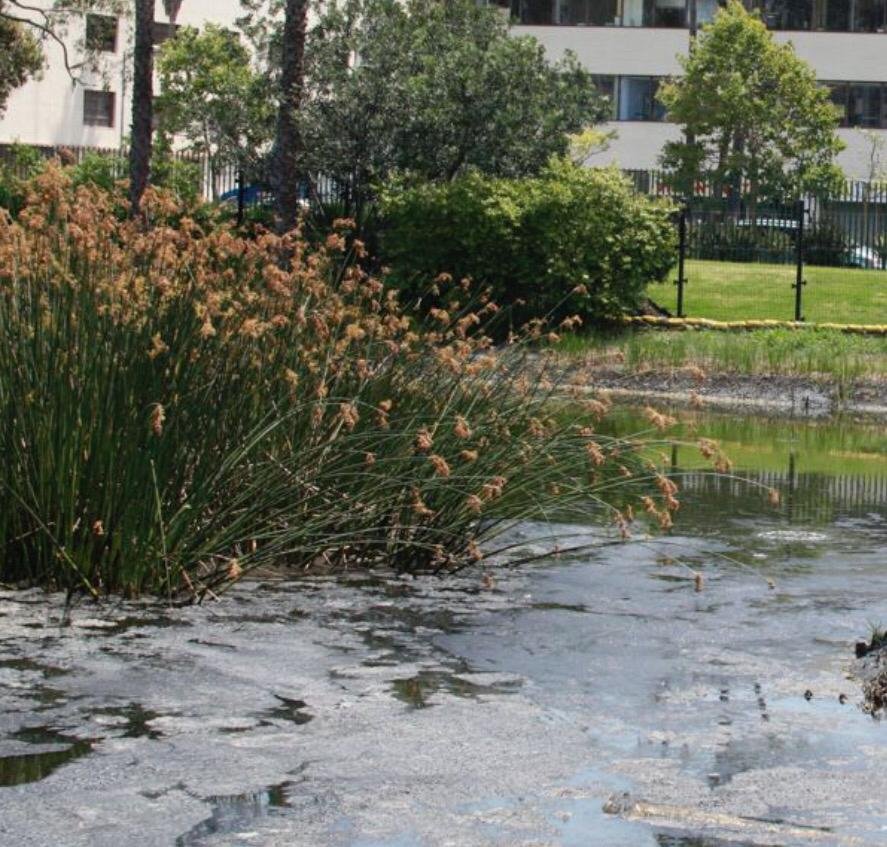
[571,366,887,421]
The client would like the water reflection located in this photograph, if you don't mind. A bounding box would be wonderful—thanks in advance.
[176,782,292,846]
[0,727,95,787]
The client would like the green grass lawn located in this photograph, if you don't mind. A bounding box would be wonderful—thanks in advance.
[650,259,887,325]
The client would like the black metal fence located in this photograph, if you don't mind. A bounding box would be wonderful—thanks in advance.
[626,169,887,325]
[0,143,347,218]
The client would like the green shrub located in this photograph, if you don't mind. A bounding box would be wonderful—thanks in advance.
[0,143,45,215]
[151,154,203,206]
[804,221,851,267]
[69,151,128,192]
[876,234,887,269]
[381,161,677,328]
[688,220,795,263]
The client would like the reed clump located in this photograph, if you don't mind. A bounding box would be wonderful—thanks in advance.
[0,165,679,600]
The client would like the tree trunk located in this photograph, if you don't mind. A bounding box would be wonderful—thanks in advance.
[129,0,154,216]
[273,0,308,232]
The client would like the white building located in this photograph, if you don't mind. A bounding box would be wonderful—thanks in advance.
[2,1,885,178]
[0,1,243,150]
[509,0,887,178]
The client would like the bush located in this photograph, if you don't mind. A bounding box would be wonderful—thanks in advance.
[0,165,683,598]
[151,154,203,206]
[381,161,677,329]
[0,143,45,215]
[875,234,887,269]
[804,221,852,267]
[69,151,128,193]
[688,220,795,263]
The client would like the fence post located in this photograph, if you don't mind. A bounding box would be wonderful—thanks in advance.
[236,167,245,226]
[793,198,805,322]
[675,205,687,318]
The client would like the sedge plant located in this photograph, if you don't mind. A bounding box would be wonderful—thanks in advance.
[0,166,721,600]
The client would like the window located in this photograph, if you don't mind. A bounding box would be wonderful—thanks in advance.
[645,0,687,26]
[83,90,115,127]
[86,14,118,52]
[152,21,181,46]
[617,76,667,121]
[757,0,814,30]
[510,0,620,24]
[826,82,887,128]
[592,75,618,118]
[750,0,887,31]
[509,0,887,28]
[558,0,620,25]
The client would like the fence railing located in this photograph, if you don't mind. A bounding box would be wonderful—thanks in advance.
[0,143,347,216]
[626,169,887,325]
[627,168,887,272]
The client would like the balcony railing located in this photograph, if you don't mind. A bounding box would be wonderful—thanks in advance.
[509,0,887,32]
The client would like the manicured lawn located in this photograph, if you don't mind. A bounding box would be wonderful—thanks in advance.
[650,259,887,325]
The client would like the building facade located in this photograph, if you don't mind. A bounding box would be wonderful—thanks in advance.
[0,1,243,150]
[2,1,885,179]
[509,0,887,178]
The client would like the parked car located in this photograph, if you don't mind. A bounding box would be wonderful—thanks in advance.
[845,245,881,269]
[219,184,272,206]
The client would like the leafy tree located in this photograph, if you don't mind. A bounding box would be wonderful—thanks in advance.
[239,0,607,222]
[155,24,273,199]
[657,0,844,208]
[0,4,44,117]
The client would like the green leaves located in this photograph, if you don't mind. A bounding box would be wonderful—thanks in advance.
[381,161,677,329]
[299,0,607,206]
[658,0,844,201]
[154,24,274,197]
[0,4,44,117]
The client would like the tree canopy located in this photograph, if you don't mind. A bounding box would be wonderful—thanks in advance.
[155,23,273,197]
[657,0,845,201]
[239,0,607,213]
[0,1,50,116]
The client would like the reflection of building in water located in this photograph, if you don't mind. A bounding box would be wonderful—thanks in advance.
[501,0,887,178]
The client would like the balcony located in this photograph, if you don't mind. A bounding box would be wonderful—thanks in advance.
[508,0,887,32]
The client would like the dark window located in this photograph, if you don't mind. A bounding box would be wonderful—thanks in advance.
[592,75,618,118]
[83,90,115,127]
[509,0,887,28]
[510,0,554,23]
[86,13,118,52]
[559,0,620,24]
[617,76,667,121]
[510,0,620,24]
[152,21,181,46]
[752,0,887,31]
[644,0,687,27]
[825,82,887,128]
[757,0,814,29]
[852,0,887,30]
[848,83,885,127]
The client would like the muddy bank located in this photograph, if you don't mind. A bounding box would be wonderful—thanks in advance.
[569,366,887,419]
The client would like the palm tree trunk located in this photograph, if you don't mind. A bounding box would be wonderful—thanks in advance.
[273,0,308,232]
[129,0,154,216]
